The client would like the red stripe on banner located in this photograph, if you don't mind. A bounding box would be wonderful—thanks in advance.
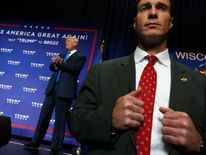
[12,124,71,136]
[88,30,98,71]
[12,124,36,130]
[53,27,96,32]
[0,24,21,27]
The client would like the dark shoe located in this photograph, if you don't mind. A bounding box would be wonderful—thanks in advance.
[24,142,40,148]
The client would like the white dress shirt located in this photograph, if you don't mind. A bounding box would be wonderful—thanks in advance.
[70,49,77,55]
[134,46,171,155]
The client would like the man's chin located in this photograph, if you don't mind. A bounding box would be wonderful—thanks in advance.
[139,35,167,47]
[144,31,163,37]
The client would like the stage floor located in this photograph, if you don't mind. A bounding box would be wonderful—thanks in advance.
[0,136,78,155]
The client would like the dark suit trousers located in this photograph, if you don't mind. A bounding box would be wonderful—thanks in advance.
[31,84,72,151]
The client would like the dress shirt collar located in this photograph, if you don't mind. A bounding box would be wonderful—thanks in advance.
[68,49,77,55]
[134,46,170,67]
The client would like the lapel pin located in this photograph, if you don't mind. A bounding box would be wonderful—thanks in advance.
[180,77,188,83]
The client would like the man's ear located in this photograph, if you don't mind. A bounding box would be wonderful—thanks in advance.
[133,18,137,29]
[169,17,174,29]
[133,23,136,29]
[73,41,78,48]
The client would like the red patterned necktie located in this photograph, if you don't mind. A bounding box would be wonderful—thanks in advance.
[135,55,157,155]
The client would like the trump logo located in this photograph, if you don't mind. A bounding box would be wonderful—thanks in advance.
[0,84,12,90]
[15,73,29,79]
[0,48,13,53]
[23,87,37,93]
[46,52,59,57]
[14,114,29,120]
[31,63,44,68]
[22,50,36,55]
[50,119,55,125]
[0,71,5,76]
[8,60,21,66]
[39,76,50,81]
[7,98,21,105]
[32,102,43,108]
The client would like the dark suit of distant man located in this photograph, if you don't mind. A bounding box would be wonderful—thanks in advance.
[25,36,86,154]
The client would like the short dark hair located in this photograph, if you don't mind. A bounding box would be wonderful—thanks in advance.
[134,0,174,17]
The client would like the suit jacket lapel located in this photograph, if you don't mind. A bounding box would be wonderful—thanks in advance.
[169,57,190,111]
[167,57,191,154]
[117,53,136,95]
[116,53,136,150]
[66,51,77,61]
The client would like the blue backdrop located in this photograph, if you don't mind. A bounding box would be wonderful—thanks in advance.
[170,51,206,75]
[0,21,102,146]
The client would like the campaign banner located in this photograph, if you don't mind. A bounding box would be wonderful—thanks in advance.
[0,21,102,146]
[170,51,206,75]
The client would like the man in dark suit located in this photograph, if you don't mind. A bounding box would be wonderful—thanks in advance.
[68,0,206,154]
[25,35,86,155]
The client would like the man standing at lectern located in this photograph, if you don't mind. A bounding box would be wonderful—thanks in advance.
[25,35,86,155]
[69,0,206,154]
